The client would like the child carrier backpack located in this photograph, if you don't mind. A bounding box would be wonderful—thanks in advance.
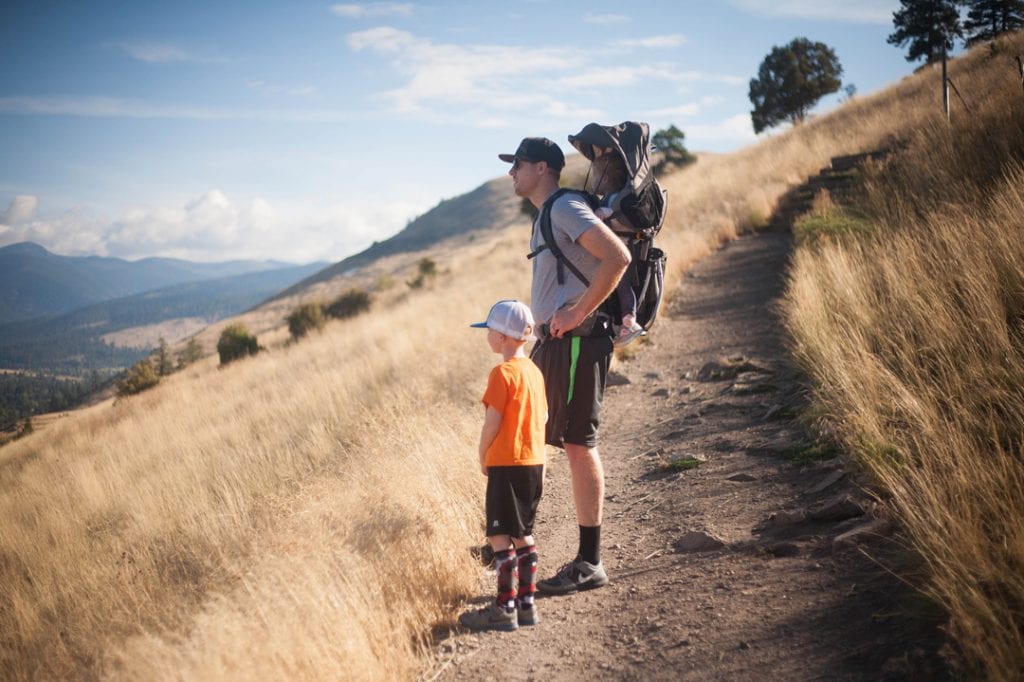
[528,121,668,331]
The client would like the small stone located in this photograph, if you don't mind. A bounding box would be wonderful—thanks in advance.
[645,371,661,379]
[832,517,894,551]
[807,468,847,495]
[765,542,800,557]
[652,388,670,397]
[606,371,631,387]
[726,472,757,482]
[739,641,751,650]
[809,494,866,522]
[674,530,726,552]
[766,509,807,527]
[679,386,692,394]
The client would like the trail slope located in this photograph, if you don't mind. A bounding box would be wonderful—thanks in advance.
[430,229,946,681]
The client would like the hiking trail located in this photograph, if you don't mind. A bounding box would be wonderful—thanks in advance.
[427,229,947,681]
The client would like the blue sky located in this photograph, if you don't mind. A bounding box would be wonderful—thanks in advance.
[1,1,918,263]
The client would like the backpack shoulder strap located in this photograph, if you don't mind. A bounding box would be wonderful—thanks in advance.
[526,188,592,287]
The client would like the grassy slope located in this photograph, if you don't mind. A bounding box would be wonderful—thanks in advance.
[1,36,1016,678]
[783,33,1024,679]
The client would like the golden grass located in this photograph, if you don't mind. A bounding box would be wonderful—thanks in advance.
[0,33,997,678]
[783,33,1024,679]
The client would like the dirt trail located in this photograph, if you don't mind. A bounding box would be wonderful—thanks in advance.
[428,230,947,681]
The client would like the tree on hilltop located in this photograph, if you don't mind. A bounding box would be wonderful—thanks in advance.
[652,125,695,173]
[888,0,963,64]
[748,38,843,134]
[960,0,1024,46]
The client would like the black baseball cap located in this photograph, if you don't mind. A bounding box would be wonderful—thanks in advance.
[498,137,565,170]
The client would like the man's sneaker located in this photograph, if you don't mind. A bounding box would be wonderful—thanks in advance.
[517,604,540,626]
[458,602,517,632]
[536,559,609,595]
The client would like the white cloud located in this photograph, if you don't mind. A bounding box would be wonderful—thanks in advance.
[0,95,357,123]
[584,13,630,25]
[331,3,415,19]
[106,41,225,64]
[685,114,757,143]
[613,35,686,50]
[728,0,894,25]
[245,80,317,98]
[347,27,584,118]
[0,191,431,263]
[1,195,38,224]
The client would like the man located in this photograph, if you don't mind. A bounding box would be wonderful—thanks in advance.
[498,137,630,594]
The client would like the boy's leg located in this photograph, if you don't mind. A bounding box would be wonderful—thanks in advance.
[512,536,540,625]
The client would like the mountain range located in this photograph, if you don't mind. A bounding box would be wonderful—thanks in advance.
[0,241,305,325]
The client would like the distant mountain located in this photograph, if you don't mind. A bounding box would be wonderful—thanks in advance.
[276,174,528,299]
[0,241,298,324]
[0,262,326,374]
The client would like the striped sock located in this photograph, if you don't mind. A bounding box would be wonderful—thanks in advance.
[515,545,539,611]
[494,549,517,613]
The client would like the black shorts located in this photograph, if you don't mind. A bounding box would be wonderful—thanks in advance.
[485,465,544,538]
[531,333,613,448]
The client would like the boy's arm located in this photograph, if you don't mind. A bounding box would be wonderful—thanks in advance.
[478,405,502,476]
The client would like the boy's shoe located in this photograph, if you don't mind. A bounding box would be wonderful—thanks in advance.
[458,602,518,632]
[536,559,609,595]
[517,604,540,626]
[614,321,646,346]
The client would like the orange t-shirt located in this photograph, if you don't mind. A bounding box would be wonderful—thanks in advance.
[482,357,547,467]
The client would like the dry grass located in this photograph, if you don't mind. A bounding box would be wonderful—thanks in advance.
[2,32,1007,678]
[783,33,1024,679]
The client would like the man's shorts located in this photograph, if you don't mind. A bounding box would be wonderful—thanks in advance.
[531,332,613,448]
[485,465,544,539]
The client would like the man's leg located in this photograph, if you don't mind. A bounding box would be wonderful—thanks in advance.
[565,442,604,564]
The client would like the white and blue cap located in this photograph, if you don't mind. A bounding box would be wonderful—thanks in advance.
[470,299,536,341]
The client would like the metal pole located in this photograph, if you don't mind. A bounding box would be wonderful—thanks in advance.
[942,48,950,121]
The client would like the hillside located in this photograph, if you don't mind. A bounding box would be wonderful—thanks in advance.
[0,241,302,325]
[4,33,1024,680]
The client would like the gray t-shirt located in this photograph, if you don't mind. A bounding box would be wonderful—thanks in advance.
[530,192,604,325]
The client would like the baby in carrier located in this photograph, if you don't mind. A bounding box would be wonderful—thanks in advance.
[590,150,646,346]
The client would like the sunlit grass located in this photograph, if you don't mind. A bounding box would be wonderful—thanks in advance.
[1,29,1009,680]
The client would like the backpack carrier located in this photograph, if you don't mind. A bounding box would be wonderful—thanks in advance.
[528,121,668,331]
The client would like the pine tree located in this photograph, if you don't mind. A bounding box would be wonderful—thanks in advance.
[961,0,1024,46]
[888,0,963,64]
[748,38,843,134]
[156,337,173,376]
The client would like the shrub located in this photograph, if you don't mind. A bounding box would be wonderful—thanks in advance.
[287,303,325,340]
[325,289,372,320]
[217,324,259,365]
[118,359,160,396]
[407,257,439,289]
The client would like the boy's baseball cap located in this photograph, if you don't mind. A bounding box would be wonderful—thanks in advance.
[470,299,536,341]
[498,137,565,171]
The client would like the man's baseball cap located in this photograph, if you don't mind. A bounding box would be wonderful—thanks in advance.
[498,137,565,171]
[470,299,536,341]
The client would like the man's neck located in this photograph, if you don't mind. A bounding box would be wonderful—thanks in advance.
[530,178,562,209]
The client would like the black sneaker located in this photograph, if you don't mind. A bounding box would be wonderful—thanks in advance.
[536,559,609,595]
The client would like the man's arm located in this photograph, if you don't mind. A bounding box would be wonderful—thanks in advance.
[478,405,503,475]
[548,220,630,338]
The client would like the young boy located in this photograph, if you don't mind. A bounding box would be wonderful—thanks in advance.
[590,151,646,346]
[460,299,548,632]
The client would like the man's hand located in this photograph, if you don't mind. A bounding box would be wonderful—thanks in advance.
[480,461,488,476]
[548,306,586,339]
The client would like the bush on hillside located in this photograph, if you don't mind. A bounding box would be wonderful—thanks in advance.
[118,359,160,396]
[407,257,439,289]
[217,324,259,365]
[325,289,372,320]
[177,337,203,369]
[287,303,325,340]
